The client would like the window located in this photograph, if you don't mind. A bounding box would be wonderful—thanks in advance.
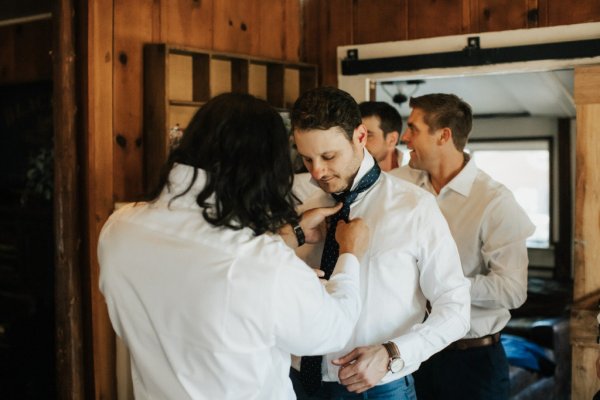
[467,139,551,249]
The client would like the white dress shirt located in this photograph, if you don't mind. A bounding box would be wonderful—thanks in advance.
[98,164,362,400]
[293,151,470,385]
[392,157,535,338]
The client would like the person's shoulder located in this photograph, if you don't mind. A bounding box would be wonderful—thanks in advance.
[389,165,423,184]
[375,171,438,213]
[473,168,516,203]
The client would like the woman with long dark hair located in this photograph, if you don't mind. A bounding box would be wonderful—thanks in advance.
[98,93,369,399]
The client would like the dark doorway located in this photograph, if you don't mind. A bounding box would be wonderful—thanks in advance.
[0,80,56,399]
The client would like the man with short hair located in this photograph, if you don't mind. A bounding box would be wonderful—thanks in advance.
[290,87,471,400]
[359,101,403,172]
[393,93,535,400]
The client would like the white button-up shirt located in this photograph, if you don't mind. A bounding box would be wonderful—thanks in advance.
[392,157,535,338]
[98,164,362,400]
[293,152,471,385]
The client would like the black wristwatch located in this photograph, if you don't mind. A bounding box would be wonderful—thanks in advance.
[292,222,305,247]
[383,341,405,373]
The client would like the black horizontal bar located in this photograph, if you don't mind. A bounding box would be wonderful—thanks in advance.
[341,38,600,76]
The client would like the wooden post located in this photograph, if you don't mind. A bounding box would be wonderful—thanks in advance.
[53,0,85,398]
[84,0,116,398]
[571,64,600,400]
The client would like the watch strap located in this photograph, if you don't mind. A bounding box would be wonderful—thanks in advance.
[383,341,400,359]
[292,222,305,247]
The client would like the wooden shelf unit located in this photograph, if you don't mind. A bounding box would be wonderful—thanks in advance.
[143,43,317,191]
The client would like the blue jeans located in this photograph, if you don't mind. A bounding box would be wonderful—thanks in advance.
[322,376,417,400]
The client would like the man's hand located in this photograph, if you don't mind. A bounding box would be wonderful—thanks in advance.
[332,344,388,393]
[336,218,370,259]
[299,203,343,244]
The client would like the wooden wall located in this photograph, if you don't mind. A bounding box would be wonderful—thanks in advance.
[86,0,302,397]
[112,0,301,202]
[302,0,600,87]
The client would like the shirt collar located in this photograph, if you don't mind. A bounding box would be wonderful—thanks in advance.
[441,153,477,197]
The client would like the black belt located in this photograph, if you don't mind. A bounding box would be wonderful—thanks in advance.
[446,333,501,351]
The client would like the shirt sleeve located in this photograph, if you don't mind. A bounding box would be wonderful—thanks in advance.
[273,253,362,356]
[469,192,535,310]
[392,195,471,368]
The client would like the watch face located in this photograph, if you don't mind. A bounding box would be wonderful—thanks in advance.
[390,357,404,373]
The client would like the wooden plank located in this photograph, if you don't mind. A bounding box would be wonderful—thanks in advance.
[143,44,168,193]
[249,63,267,100]
[284,0,301,61]
[267,63,285,108]
[545,0,600,27]
[284,68,300,109]
[570,308,599,346]
[353,0,408,44]
[256,0,285,59]
[574,102,600,299]
[210,58,232,96]
[168,54,193,101]
[474,0,531,32]
[301,0,353,87]
[113,0,154,201]
[213,1,257,55]
[571,345,600,400]
[86,0,116,398]
[408,0,466,39]
[53,0,84,398]
[572,64,600,400]
[575,66,600,105]
[192,53,211,102]
[231,58,249,93]
[161,0,213,47]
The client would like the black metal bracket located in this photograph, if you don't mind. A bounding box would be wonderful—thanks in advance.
[341,38,600,76]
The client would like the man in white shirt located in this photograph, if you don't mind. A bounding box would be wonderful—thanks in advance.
[359,101,404,172]
[98,92,371,400]
[289,87,471,400]
[393,93,535,400]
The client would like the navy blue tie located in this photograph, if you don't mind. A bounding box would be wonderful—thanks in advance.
[299,163,381,395]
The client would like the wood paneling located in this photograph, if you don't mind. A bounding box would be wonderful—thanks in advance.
[284,0,301,61]
[161,0,213,47]
[574,65,600,105]
[353,0,408,44]
[86,0,116,398]
[302,0,353,86]
[408,0,469,39]
[113,0,155,201]
[256,0,285,59]
[543,0,600,26]
[0,19,52,84]
[571,345,600,400]
[572,64,600,400]
[213,2,258,55]
[472,0,537,32]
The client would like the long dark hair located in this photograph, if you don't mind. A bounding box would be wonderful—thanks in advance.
[147,92,299,235]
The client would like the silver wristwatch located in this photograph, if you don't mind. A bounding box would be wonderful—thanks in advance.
[382,341,405,373]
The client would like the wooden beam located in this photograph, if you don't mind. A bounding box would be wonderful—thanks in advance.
[53,0,85,398]
[572,64,600,400]
[85,0,116,398]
